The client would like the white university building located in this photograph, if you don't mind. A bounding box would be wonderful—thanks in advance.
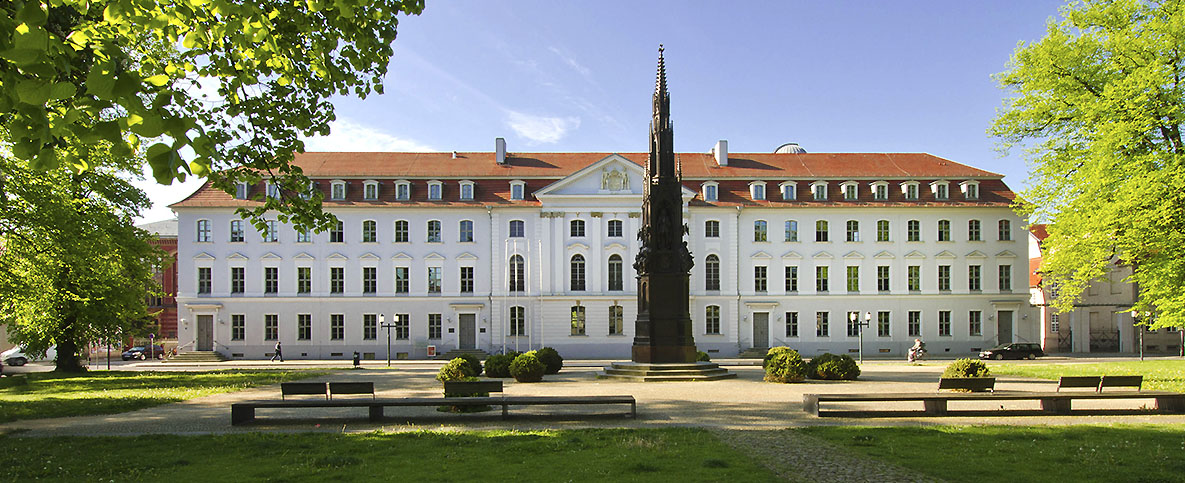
[172,140,1037,360]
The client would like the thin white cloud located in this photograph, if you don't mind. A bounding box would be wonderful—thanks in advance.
[506,111,581,144]
[302,118,433,152]
[548,46,592,78]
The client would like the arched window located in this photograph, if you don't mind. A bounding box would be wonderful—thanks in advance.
[705,305,721,334]
[427,220,441,242]
[937,219,951,242]
[815,220,829,242]
[394,220,409,243]
[509,255,525,292]
[907,219,921,242]
[754,220,767,242]
[705,255,720,291]
[362,220,377,243]
[608,255,624,291]
[459,220,474,242]
[570,254,586,291]
[968,219,981,241]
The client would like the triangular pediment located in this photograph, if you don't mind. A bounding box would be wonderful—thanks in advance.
[261,252,282,261]
[904,250,926,259]
[294,252,315,260]
[534,154,645,196]
[935,250,957,259]
[392,252,413,261]
[193,252,215,261]
[605,242,627,251]
[812,251,833,259]
[843,251,864,259]
[227,252,248,261]
[424,252,445,260]
[782,250,803,260]
[873,250,895,259]
[327,252,348,261]
[456,252,478,261]
[359,252,380,261]
[751,251,772,260]
[966,250,987,259]
[995,250,1018,258]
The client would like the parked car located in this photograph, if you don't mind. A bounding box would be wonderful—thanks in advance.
[979,343,1045,360]
[121,345,166,361]
[2,346,56,366]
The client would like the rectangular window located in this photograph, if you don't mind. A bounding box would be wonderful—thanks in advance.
[966,183,979,199]
[908,311,921,337]
[297,267,311,294]
[846,266,859,292]
[428,183,441,200]
[296,228,311,243]
[908,265,921,292]
[511,184,524,200]
[263,220,278,242]
[816,266,829,292]
[877,311,890,337]
[394,220,409,243]
[844,184,857,200]
[397,183,409,200]
[429,313,443,339]
[571,306,586,336]
[705,184,718,201]
[939,311,951,336]
[330,221,344,243]
[998,220,1012,241]
[876,220,889,242]
[264,314,278,341]
[609,257,623,291]
[813,184,827,200]
[875,184,888,200]
[782,184,795,200]
[907,220,920,242]
[785,311,798,337]
[936,184,949,199]
[785,220,798,242]
[331,183,346,200]
[815,220,829,242]
[231,267,244,294]
[363,314,377,340]
[362,220,377,243]
[428,266,442,293]
[1050,314,1060,332]
[298,314,311,340]
[570,220,586,237]
[816,311,829,337]
[968,220,981,241]
[847,311,861,337]
[785,266,798,293]
[394,313,409,340]
[938,265,951,291]
[235,183,249,199]
[968,265,982,291]
[509,307,525,336]
[877,266,890,292]
[395,267,409,294]
[752,184,765,200]
[427,220,441,242]
[460,267,474,293]
[609,305,624,335]
[230,220,244,242]
[330,267,344,294]
[706,257,720,291]
[608,220,623,237]
[363,267,377,294]
[461,183,473,200]
[705,221,720,238]
[846,220,859,242]
[196,220,211,242]
[231,314,245,340]
[906,183,919,200]
[754,221,767,242]
[937,220,951,241]
[702,305,721,335]
[998,264,1012,292]
[754,266,768,292]
[331,314,344,340]
[969,310,982,336]
[364,183,377,200]
[198,267,211,294]
[265,267,278,294]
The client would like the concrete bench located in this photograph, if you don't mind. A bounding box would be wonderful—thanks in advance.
[1100,375,1142,391]
[329,382,375,399]
[231,395,636,425]
[937,377,995,393]
[803,390,1185,417]
[443,380,503,396]
[1057,376,1102,392]
[281,382,327,400]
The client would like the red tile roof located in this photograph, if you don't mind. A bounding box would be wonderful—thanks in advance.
[1029,223,1049,242]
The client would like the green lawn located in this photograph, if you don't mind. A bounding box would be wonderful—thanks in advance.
[0,429,777,482]
[800,424,1185,482]
[0,370,322,423]
[991,360,1185,392]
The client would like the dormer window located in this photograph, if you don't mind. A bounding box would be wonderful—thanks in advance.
[871,181,889,200]
[780,182,796,201]
[902,181,920,200]
[363,180,379,200]
[841,181,859,200]
[749,181,766,201]
[931,181,950,200]
[510,180,526,201]
[459,180,475,201]
[395,180,411,201]
[961,180,980,200]
[235,182,249,200]
[266,182,280,199]
[702,181,719,202]
[330,180,347,200]
[427,180,443,201]
[811,181,828,201]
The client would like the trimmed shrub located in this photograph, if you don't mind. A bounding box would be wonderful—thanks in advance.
[942,358,991,378]
[806,353,861,380]
[763,346,797,369]
[763,349,807,383]
[696,351,711,362]
[455,353,482,377]
[436,358,472,382]
[510,351,546,382]
[536,347,563,374]
[483,352,520,378]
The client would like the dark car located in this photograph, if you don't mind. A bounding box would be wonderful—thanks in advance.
[979,342,1044,360]
[122,345,166,361]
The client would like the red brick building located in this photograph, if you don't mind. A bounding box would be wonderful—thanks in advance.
[140,219,179,339]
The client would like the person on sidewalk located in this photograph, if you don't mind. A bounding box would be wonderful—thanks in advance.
[271,341,283,362]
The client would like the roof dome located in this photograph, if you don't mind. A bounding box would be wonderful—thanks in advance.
[774,142,807,154]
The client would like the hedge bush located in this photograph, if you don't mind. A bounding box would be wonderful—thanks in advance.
[509,351,546,382]
[696,351,711,362]
[763,349,807,383]
[536,347,563,374]
[482,352,520,378]
[942,358,991,378]
[805,353,861,380]
[763,346,797,369]
[436,358,473,382]
[454,353,482,377]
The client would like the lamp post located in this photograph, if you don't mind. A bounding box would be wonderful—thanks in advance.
[850,311,871,364]
[1131,310,1148,361]
[380,314,395,367]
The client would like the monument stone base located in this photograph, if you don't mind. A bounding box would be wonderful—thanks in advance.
[597,361,736,382]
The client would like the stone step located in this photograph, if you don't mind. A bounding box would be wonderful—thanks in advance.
[597,360,736,381]
[607,362,723,371]
[603,367,732,377]
[597,372,738,382]
[164,351,228,362]
[435,349,490,361]
[738,348,770,359]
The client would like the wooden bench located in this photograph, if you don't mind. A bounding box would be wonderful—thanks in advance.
[804,390,1185,417]
[281,382,327,400]
[443,380,503,396]
[1057,376,1102,392]
[937,377,995,393]
[230,395,637,425]
[1100,375,1142,391]
[330,382,375,399]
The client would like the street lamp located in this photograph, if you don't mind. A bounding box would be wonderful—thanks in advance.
[380,314,396,367]
[1131,310,1150,361]
[850,311,871,364]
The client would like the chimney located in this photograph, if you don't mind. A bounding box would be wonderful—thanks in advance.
[711,139,728,166]
[496,137,507,165]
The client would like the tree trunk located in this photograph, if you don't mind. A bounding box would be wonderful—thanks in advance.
[54,315,86,373]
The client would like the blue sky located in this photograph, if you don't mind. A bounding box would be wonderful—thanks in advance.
[138,0,1068,223]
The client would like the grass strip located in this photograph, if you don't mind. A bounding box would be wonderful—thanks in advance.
[991,360,1185,392]
[0,370,323,423]
[0,428,777,482]
[799,424,1185,482]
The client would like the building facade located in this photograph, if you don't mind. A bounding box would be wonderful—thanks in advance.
[139,218,180,340]
[172,144,1036,360]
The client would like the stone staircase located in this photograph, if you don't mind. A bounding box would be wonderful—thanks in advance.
[738,347,771,359]
[435,348,490,361]
[164,351,229,363]
[598,361,737,381]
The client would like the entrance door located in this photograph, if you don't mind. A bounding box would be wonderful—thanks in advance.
[753,312,769,349]
[997,311,1013,346]
[197,315,213,351]
[459,314,476,349]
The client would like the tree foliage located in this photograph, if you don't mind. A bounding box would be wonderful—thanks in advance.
[0,0,424,232]
[991,0,1185,329]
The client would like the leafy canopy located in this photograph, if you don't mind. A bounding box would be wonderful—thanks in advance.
[991,0,1185,329]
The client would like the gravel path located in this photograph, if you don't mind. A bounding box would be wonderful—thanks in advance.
[711,428,942,483]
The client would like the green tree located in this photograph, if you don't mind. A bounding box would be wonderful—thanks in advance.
[0,150,166,372]
[1,0,424,232]
[991,0,1185,329]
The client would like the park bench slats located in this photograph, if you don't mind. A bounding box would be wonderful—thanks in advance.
[443,380,503,396]
[1100,375,1142,391]
[231,395,636,425]
[329,382,375,399]
[1057,376,1102,392]
[804,390,1185,417]
[937,377,995,393]
[281,382,327,400]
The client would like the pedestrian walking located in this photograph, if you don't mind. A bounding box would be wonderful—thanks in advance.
[271,341,284,362]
